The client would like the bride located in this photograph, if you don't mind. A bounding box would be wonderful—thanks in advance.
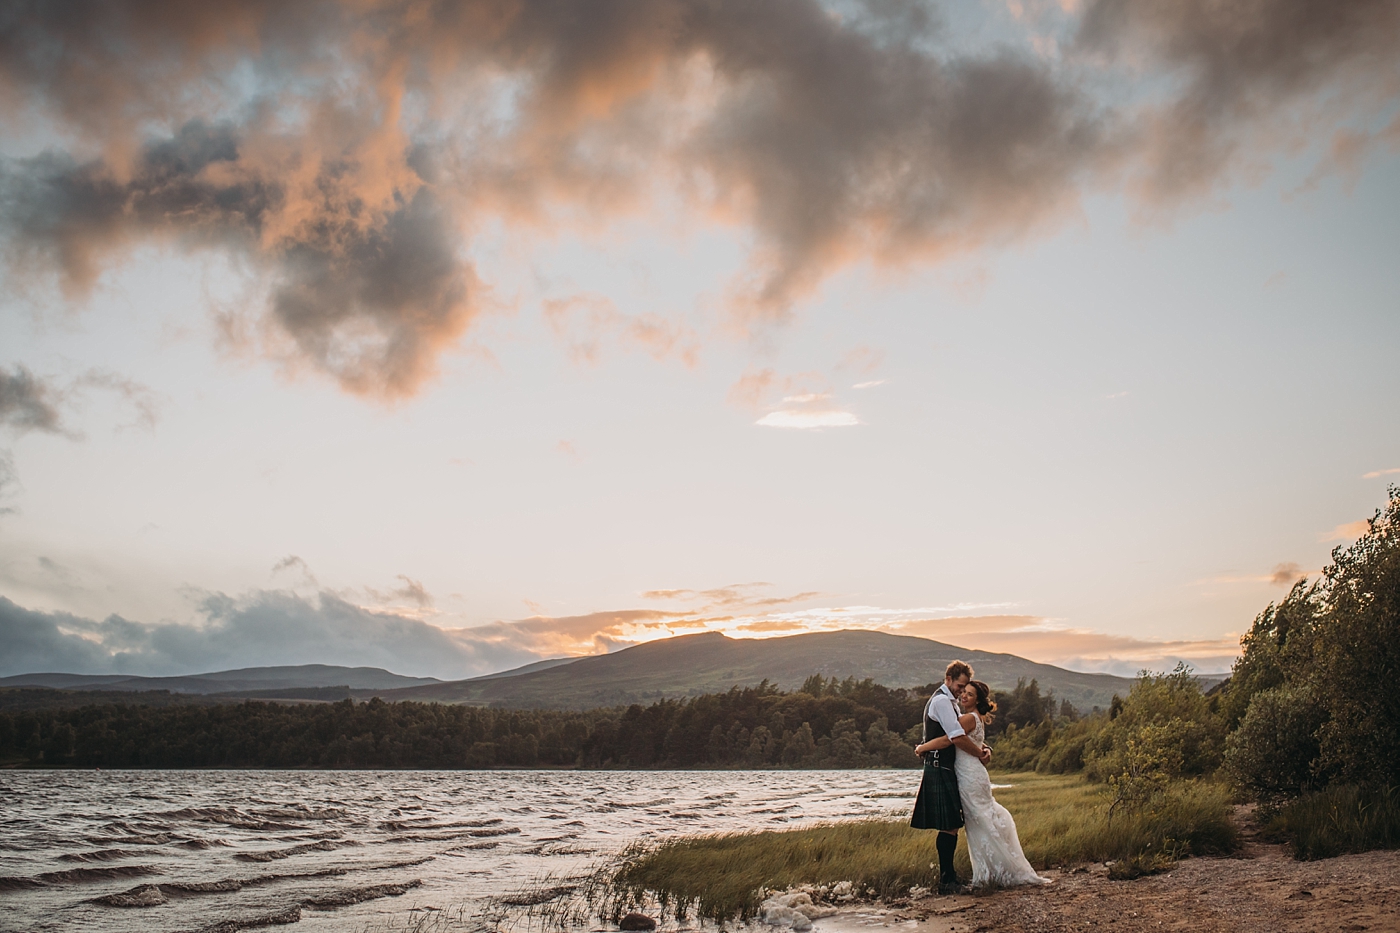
[924,680,1050,889]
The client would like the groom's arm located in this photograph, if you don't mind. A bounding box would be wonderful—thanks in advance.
[952,734,991,763]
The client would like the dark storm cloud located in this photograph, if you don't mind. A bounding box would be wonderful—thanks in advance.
[0,365,64,433]
[1,1,1396,393]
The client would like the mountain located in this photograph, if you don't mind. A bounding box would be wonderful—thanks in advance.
[0,664,441,695]
[370,630,1137,712]
[460,657,578,681]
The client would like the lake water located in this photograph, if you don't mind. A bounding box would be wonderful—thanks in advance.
[0,770,920,933]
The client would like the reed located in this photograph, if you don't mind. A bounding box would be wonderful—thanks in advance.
[1264,784,1400,860]
[600,772,1238,922]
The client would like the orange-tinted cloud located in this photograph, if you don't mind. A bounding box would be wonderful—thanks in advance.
[1202,562,1310,587]
[2,0,1395,398]
[1321,520,1370,543]
[544,293,699,367]
[884,614,1241,675]
[641,583,824,612]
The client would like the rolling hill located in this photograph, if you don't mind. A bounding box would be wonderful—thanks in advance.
[0,664,442,695]
[370,630,1138,712]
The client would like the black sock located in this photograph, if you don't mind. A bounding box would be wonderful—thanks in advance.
[936,832,958,883]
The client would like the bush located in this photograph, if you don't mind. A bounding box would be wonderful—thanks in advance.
[988,721,1052,771]
[1223,685,1325,801]
[1220,485,1400,794]
[1084,665,1222,784]
[1034,717,1099,774]
[1264,784,1400,860]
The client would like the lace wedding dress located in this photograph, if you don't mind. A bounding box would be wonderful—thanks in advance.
[954,718,1051,888]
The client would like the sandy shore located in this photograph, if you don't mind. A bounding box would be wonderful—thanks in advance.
[811,823,1400,933]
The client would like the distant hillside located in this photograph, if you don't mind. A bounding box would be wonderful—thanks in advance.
[371,630,1137,712]
[0,664,440,695]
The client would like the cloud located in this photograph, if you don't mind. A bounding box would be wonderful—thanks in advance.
[1321,520,1370,543]
[543,293,698,366]
[3,1,1389,398]
[1074,0,1400,206]
[1,125,475,400]
[0,590,510,680]
[640,582,822,611]
[726,368,778,410]
[1202,562,1309,587]
[271,554,318,587]
[0,365,64,433]
[756,409,860,429]
[0,588,1243,680]
[853,380,887,389]
[0,365,160,437]
[0,449,17,514]
[883,614,1241,676]
[1363,468,1400,479]
[0,588,697,680]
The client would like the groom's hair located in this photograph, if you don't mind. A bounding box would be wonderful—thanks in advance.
[945,660,973,681]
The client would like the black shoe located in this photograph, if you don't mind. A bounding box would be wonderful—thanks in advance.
[937,881,969,896]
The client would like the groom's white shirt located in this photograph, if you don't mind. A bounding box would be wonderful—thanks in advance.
[927,683,966,741]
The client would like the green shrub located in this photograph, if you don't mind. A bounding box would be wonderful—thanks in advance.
[1223,685,1325,800]
[1084,665,1222,784]
[1035,716,1099,773]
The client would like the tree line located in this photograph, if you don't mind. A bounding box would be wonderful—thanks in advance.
[0,667,1084,771]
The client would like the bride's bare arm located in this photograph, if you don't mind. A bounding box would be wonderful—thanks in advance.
[914,713,984,756]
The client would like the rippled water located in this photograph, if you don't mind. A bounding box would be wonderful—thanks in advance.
[0,770,919,933]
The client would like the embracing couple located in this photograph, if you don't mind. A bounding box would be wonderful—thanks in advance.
[910,660,1050,894]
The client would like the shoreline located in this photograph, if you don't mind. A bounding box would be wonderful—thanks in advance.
[803,826,1400,933]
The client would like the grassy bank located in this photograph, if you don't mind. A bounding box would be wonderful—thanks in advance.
[602,772,1238,922]
[1263,784,1400,860]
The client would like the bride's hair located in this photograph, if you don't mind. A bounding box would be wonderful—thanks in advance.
[969,680,996,724]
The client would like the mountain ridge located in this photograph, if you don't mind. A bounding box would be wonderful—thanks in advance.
[368,630,1140,711]
[1,633,1151,712]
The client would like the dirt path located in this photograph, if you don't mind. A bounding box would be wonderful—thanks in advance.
[828,814,1400,933]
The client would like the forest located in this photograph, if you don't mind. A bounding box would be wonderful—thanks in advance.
[0,669,1067,770]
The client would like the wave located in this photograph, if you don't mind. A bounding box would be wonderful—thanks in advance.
[302,879,422,909]
[378,816,502,831]
[387,825,519,843]
[37,864,162,884]
[189,905,302,933]
[93,884,168,907]
[59,848,141,862]
[0,876,47,892]
[234,840,342,863]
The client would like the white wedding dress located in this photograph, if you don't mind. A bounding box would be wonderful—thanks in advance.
[954,718,1051,888]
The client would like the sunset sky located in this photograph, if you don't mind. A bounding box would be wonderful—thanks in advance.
[2,0,1397,680]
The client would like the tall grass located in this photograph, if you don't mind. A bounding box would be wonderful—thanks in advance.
[1265,784,1400,860]
[600,773,1238,922]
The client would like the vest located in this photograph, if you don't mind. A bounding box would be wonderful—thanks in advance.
[923,688,957,771]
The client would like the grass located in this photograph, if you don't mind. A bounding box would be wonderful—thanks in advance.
[1263,784,1400,860]
[598,772,1239,923]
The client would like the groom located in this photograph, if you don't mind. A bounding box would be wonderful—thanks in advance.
[911,660,992,894]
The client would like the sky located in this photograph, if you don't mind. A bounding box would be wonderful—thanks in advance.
[1,0,1398,681]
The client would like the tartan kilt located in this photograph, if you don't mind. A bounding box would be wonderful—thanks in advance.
[910,755,963,831]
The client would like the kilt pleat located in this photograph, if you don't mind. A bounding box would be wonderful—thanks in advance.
[910,757,963,831]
